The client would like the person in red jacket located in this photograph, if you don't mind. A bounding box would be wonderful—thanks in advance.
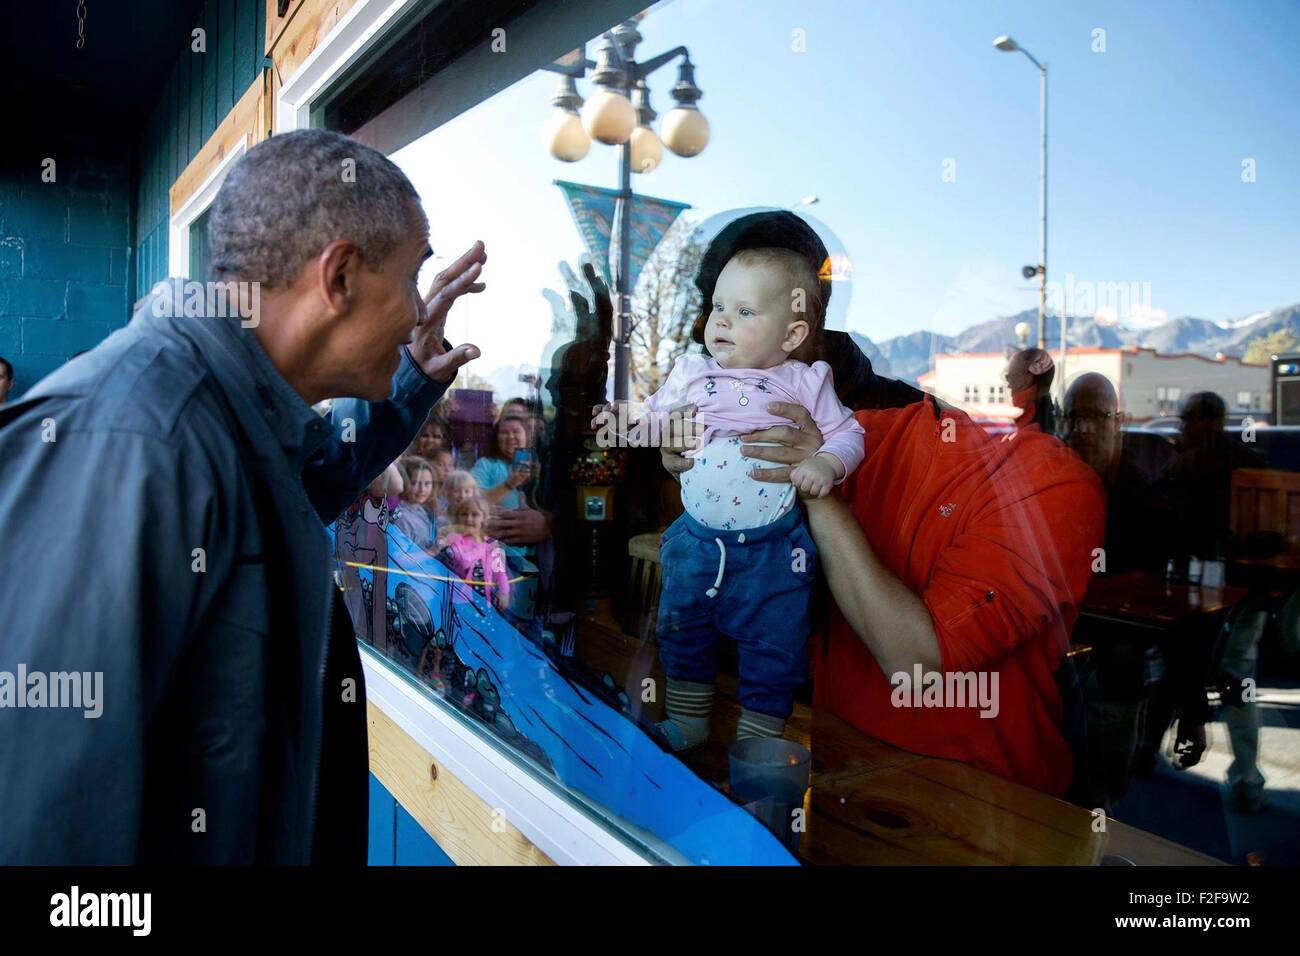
[665,393,1104,796]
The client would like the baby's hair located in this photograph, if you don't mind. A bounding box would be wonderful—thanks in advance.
[450,493,491,520]
[729,246,826,339]
[443,470,479,495]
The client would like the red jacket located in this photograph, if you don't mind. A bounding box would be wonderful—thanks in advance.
[812,399,1105,795]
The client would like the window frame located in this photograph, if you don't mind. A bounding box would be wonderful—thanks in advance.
[167,139,247,280]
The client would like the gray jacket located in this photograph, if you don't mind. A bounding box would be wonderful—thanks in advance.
[0,285,446,863]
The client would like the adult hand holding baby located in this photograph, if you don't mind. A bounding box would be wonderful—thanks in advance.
[739,401,827,498]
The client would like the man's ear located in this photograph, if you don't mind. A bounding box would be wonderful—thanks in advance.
[315,239,362,317]
[782,318,811,354]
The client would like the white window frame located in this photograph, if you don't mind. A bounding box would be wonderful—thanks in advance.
[272,0,673,866]
[362,647,659,866]
[274,0,427,135]
[167,140,247,280]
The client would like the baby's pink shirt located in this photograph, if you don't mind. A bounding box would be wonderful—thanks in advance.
[642,354,865,480]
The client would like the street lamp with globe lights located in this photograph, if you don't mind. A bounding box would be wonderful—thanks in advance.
[541,20,709,400]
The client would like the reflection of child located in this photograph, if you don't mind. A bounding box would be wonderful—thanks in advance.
[630,247,865,751]
[395,456,438,550]
[431,449,455,512]
[437,470,479,530]
[437,494,511,611]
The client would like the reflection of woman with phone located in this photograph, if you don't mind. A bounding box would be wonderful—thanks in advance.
[471,415,537,512]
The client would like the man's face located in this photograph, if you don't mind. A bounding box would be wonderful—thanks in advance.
[705,258,806,369]
[340,202,432,400]
[0,367,12,403]
[1065,383,1121,476]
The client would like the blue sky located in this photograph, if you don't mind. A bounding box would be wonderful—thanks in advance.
[394,0,1299,373]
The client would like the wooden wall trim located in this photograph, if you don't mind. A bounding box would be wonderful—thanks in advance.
[267,0,361,85]
[367,700,556,866]
[169,76,268,217]
[265,0,305,57]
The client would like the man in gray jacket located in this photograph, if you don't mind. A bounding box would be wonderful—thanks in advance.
[0,129,486,864]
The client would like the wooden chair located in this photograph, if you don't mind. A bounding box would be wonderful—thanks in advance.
[1230,468,1300,550]
[622,533,663,642]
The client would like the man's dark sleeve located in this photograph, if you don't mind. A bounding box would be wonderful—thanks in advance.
[303,346,450,523]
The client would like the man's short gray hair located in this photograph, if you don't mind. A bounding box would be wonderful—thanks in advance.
[208,129,421,287]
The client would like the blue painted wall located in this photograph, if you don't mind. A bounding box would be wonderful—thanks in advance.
[368,773,456,867]
[0,163,133,397]
[0,0,264,400]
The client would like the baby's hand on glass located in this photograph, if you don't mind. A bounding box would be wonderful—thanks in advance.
[790,455,838,499]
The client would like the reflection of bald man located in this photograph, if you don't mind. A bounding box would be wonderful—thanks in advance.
[1005,348,1055,433]
[1063,372,1162,812]
[1063,373,1121,485]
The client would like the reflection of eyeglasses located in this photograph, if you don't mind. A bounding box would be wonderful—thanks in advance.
[1064,411,1119,427]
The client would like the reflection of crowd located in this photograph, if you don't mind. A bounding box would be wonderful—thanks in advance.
[360,395,554,626]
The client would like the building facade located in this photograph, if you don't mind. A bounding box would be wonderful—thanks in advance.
[918,347,1271,423]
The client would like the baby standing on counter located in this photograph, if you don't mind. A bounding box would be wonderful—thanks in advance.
[602,246,865,751]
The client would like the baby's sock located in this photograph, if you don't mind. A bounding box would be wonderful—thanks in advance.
[664,678,715,750]
[736,708,787,741]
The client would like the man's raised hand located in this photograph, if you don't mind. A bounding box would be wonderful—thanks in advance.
[409,240,487,383]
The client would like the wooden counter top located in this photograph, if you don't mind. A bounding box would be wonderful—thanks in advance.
[575,600,1221,866]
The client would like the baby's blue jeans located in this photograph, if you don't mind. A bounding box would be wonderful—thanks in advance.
[655,505,817,719]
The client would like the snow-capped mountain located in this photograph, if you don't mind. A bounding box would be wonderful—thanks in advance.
[863,302,1300,385]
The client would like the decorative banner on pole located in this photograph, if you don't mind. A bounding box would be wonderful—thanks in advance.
[555,180,690,293]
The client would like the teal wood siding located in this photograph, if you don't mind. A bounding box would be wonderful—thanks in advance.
[0,162,132,396]
[133,0,265,295]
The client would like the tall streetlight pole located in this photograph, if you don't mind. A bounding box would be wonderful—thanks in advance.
[994,36,1048,350]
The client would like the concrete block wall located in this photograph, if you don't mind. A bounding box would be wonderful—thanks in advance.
[0,163,132,398]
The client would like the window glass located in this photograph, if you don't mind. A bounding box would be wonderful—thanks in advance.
[189,207,212,281]
[324,0,1300,865]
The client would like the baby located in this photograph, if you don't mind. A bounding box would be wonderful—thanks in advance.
[598,246,865,751]
[436,494,511,612]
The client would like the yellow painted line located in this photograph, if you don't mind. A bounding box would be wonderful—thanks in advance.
[342,560,528,587]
